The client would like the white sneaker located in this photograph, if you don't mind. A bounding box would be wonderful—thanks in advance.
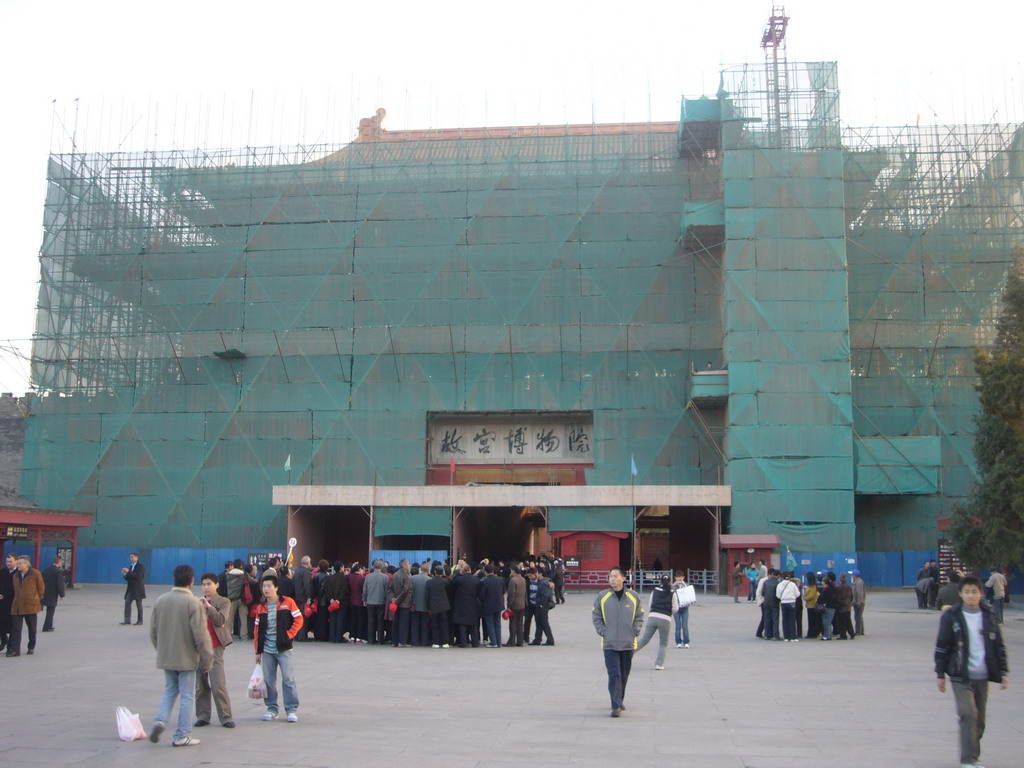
[442,643,450,648]
[172,736,200,746]
[676,643,683,648]
[432,644,440,648]
[683,643,690,648]
[654,664,664,670]
[261,710,278,721]
[286,712,298,723]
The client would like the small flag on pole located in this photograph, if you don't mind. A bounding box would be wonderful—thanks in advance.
[786,546,797,572]
[630,454,638,477]
[284,454,291,472]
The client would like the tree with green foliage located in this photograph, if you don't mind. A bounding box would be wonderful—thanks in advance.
[949,245,1024,568]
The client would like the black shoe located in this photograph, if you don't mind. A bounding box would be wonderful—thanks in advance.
[149,722,164,743]
[610,707,621,718]
[529,640,541,645]
[5,650,19,657]
[119,622,131,625]
[222,721,235,728]
[42,628,54,632]
[193,719,210,727]
[134,621,144,626]
[26,649,34,655]
[543,641,555,646]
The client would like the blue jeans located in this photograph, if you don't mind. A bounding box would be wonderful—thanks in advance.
[821,608,836,639]
[761,603,779,639]
[155,669,196,741]
[748,580,758,601]
[673,607,690,644]
[482,613,501,646]
[603,649,633,709]
[262,650,299,715]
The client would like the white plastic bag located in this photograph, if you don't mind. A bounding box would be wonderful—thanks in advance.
[248,663,267,700]
[675,584,697,608]
[115,705,146,742]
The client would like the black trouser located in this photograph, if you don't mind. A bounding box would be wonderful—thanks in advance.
[350,605,367,640]
[9,614,37,653]
[456,622,479,647]
[329,605,348,643]
[806,607,822,638]
[555,583,565,604]
[410,611,429,646]
[834,610,854,639]
[531,605,553,644]
[392,607,411,646]
[315,607,330,641]
[366,604,386,644]
[124,597,143,624]
[42,605,57,632]
[430,610,449,645]
[523,603,535,639]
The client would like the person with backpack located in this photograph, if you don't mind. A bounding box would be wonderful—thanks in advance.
[635,575,674,668]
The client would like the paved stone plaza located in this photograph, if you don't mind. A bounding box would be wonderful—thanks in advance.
[1,583,1020,767]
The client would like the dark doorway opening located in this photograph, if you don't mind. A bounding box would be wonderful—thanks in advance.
[453,507,540,563]
[289,505,371,566]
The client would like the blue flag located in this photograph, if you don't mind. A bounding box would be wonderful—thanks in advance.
[786,546,797,571]
[630,454,638,477]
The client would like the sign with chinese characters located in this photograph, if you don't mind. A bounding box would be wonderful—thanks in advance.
[2,524,30,539]
[429,413,594,465]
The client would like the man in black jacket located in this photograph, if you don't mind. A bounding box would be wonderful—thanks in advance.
[121,552,146,625]
[477,564,504,648]
[0,553,17,651]
[934,576,1009,768]
[41,556,66,632]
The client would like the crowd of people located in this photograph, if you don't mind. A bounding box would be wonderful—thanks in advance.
[916,560,1009,624]
[737,561,867,642]
[210,554,566,651]
[0,553,66,657]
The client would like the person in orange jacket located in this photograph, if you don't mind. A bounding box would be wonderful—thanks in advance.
[253,574,303,722]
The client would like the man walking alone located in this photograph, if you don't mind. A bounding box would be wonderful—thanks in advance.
[592,566,644,717]
[149,564,213,747]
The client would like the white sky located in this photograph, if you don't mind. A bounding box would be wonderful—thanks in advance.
[0,0,1021,394]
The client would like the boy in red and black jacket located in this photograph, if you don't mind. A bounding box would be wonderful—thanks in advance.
[253,575,303,722]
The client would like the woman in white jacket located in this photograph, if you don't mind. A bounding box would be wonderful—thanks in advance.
[776,571,801,642]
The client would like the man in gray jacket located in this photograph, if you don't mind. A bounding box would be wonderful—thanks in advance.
[362,560,390,645]
[592,566,644,717]
[149,564,214,747]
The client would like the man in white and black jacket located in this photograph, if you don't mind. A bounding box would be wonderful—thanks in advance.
[934,576,1009,768]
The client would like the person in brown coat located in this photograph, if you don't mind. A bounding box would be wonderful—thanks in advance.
[194,573,234,729]
[9,555,45,657]
[505,566,527,647]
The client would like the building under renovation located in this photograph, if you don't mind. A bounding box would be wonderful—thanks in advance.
[17,58,1024,585]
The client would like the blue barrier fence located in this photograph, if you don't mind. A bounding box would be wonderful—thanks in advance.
[791,550,938,587]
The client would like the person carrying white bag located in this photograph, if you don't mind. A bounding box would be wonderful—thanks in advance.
[672,571,696,648]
